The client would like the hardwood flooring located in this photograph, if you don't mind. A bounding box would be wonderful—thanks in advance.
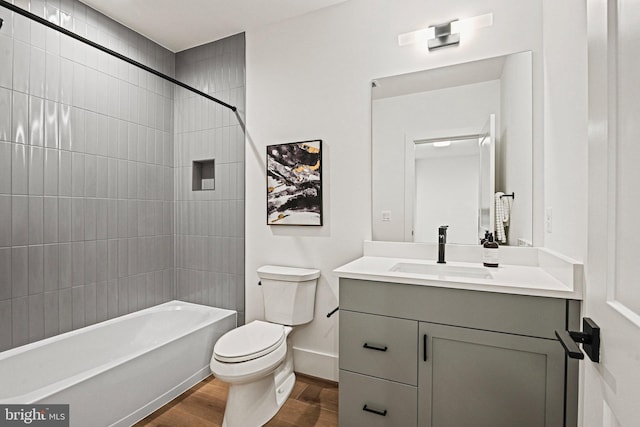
[134,374,338,427]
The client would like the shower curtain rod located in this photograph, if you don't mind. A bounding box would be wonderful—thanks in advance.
[0,0,237,112]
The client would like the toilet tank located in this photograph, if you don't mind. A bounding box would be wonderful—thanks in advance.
[257,265,320,326]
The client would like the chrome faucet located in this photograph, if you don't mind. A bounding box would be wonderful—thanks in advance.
[438,225,449,264]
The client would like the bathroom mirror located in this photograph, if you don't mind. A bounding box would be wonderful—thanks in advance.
[372,51,533,246]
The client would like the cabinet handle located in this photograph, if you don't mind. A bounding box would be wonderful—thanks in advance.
[363,343,388,352]
[362,404,387,417]
[423,334,428,361]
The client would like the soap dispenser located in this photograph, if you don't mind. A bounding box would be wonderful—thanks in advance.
[482,232,499,268]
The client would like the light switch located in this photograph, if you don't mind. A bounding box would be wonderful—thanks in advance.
[381,210,391,222]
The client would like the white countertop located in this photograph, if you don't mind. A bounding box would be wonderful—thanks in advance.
[334,255,583,300]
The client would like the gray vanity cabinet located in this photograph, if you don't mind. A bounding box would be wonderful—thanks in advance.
[338,278,579,427]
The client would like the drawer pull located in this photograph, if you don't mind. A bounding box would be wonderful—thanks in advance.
[423,334,428,361]
[363,404,387,417]
[363,343,388,352]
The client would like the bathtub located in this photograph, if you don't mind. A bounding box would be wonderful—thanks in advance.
[0,300,236,427]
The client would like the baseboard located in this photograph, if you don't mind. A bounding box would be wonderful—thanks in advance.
[292,347,339,382]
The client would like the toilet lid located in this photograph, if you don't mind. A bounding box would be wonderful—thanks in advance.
[213,321,286,363]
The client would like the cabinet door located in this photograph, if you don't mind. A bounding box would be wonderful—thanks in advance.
[418,322,565,427]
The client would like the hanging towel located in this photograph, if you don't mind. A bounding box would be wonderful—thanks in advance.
[495,192,511,244]
[503,194,513,226]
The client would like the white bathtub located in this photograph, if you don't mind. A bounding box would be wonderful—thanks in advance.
[0,300,236,427]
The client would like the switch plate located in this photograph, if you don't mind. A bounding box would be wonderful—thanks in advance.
[381,210,391,222]
[545,207,553,233]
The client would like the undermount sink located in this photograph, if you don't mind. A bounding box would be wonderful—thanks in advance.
[390,262,494,280]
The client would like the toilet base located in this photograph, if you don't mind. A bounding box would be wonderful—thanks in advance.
[221,345,295,427]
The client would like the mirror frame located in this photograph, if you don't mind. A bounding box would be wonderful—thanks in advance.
[371,51,533,246]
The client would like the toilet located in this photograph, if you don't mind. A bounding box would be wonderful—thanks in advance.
[210,265,320,427]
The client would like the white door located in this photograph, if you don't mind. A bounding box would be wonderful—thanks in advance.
[478,114,495,241]
[583,1,640,425]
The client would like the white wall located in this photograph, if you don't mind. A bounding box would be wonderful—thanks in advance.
[372,81,499,242]
[245,0,586,381]
[542,1,588,261]
[500,52,533,245]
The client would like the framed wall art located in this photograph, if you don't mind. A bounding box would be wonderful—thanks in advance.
[266,140,323,226]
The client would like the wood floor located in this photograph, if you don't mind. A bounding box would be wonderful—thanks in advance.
[134,374,339,427]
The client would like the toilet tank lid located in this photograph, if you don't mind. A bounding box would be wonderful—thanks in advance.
[257,265,320,281]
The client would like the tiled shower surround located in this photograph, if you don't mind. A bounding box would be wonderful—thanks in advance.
[174,35,246,325]
[0,0,246,351]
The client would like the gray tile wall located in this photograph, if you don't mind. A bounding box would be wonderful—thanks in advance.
[0,0,176,351]
[174,34,246,324]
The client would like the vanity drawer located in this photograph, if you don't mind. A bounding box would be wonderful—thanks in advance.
[340,278,567,339]
[340,370,417,427]
[340,310,417,385]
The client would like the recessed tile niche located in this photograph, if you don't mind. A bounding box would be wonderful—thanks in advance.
[192,159,216,191]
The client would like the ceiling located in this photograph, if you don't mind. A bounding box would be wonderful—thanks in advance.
[79,0,348,52]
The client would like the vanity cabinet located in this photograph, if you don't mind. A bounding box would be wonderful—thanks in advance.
[338,278,579,427]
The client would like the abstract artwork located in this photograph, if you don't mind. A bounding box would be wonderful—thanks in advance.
[267,140,323,225]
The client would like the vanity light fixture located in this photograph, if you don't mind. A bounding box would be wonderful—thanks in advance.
[432,141,451,148]
[398,12,493,51]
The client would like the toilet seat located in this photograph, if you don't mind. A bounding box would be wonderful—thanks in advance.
[214,321,285,363]
[210,322,292,385]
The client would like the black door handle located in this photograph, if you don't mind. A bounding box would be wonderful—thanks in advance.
[555,330,584,359]
[555,317,600,363]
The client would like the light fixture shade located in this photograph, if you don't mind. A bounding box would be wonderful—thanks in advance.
[433,141,452,148]
[398,28,435,46]
[450,13,493,34]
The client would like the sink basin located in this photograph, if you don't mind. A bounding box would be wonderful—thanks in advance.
[390,262,493,279]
